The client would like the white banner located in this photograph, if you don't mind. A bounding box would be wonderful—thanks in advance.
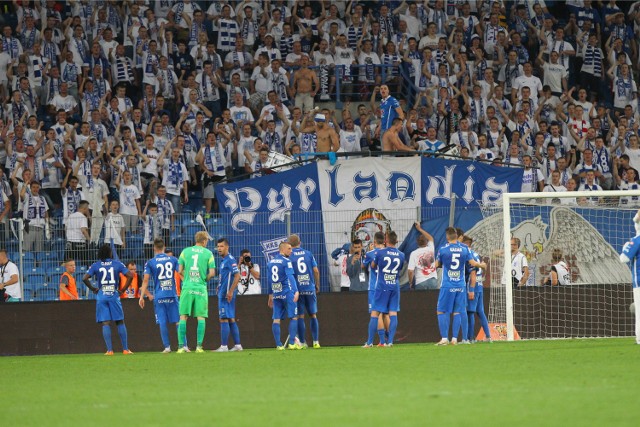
[316,157,421,289]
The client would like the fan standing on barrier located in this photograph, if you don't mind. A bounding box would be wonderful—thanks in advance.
[619,210,640,345]
[139,238,180,353]
[288,234,321,349]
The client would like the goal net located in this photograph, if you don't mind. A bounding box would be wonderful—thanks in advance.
[468,190,638,340]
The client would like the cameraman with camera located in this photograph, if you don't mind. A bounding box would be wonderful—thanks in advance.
[237,249,261,295]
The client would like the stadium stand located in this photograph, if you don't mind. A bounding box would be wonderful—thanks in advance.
[0,0,639,301]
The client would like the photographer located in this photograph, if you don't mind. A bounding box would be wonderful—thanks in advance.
[346,239,368,292]
[237,249,261,295]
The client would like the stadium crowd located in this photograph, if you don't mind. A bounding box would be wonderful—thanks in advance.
[1,1,640,302]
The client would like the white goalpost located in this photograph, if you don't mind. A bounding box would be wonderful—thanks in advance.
[469,189,640,341]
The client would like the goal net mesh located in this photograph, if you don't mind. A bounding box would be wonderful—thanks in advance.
[469,196,635,339]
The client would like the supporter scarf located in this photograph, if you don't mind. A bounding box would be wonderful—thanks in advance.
[475,59,487,81]
[23,28,37,51]
[43,41,57,66]
[26,193,46,220]
[11,101,24,124]
[617,76,631,98]
[470,98,483,125]
[265,131,282,153]
[168,159,183,188]
[594,147,611,174]
[157,197,170,227]
[63,62,78,84]
[163,69,174,98]
[66,187,82,215]
[457,130,475,149]
[75,37,86,62]
[174,1,185,25]
[204,144,223,172]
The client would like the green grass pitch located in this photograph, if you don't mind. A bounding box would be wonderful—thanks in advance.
[3,339,639,426]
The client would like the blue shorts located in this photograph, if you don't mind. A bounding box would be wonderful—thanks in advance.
[437,287,466,313]
[475,290,484,313]
[368,290,375,313]
[154,297,180,324]
[467,289,478,312]
[218,296,237,319]
[297,293,317,316]
[96,298,124,323]
[372,286,400,314]
[273,293,298,320]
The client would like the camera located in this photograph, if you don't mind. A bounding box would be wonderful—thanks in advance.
[243,255,252,264]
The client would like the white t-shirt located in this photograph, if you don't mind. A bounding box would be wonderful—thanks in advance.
[338,253,350,288]
[339,128,363,152]
[513,75,543,101]
[408,243,437,284]
[238,263,261,295]
[1,261,20,299]
[104,213,125,245]
[49,94,78,112]
[511,252,529,283]
[119,183,141,215]
[542,62,567,94]
[521,168,545,192]
[66,211,88,242]
[552,261,570,285]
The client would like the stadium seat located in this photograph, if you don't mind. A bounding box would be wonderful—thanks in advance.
[39,251,59,263]
[46,266,65,282]
[126,236,144,249]
[25,272,47,287]
[35,284,58,301]
[22,288,34,302]
[183,223,203,237]
[22,253,35,263]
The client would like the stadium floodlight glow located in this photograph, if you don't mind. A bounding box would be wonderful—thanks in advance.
[470,190,640,342]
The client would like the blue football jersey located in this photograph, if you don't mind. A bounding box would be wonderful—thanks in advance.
[363,248,379,291]
[87,259,130,300]
[289,247,318,294]
[621,235,640,288]
[374,247,406,289]
[437,242,472,288]
[144,254,179,299]
[470,249,484,290]
[217,254,240,297]
[267,255,298,298]
[380,95,400,133]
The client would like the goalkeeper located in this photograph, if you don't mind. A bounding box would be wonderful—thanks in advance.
[177,231,216,353]
[620,210,640,345]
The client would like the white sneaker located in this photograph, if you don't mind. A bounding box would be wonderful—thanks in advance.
[162,347,171,353]
[435,339,449,346]
[215,345,229,352]
[450,338,458,345]
[230,344,243,352]
[460,340,471,345]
